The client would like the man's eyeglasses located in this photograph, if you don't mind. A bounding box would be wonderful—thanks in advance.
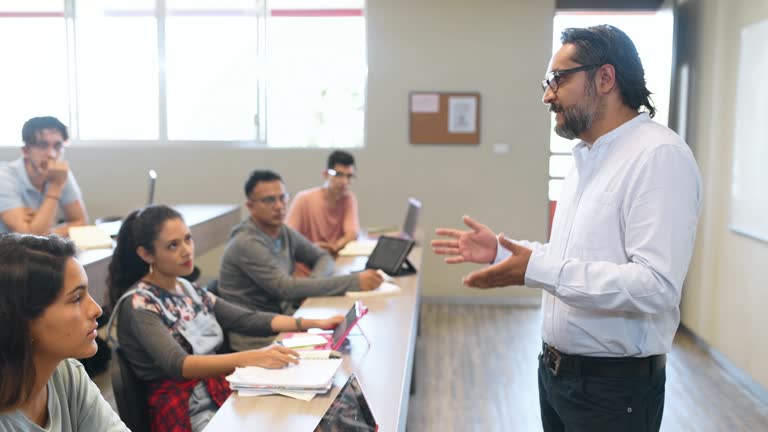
[541,64,600,93]
[327,169,355,180]
[253,193,290,206]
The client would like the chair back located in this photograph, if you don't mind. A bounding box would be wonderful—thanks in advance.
[111,347,150,432]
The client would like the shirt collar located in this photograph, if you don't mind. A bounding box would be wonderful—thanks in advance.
[572,112,650,150]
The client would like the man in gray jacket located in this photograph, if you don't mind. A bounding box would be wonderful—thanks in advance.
[220,170,382,350]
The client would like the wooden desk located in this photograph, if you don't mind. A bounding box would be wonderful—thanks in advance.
[204,248,423,432]
[80,204,241,306]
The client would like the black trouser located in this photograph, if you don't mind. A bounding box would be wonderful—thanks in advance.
[538,349,666,432]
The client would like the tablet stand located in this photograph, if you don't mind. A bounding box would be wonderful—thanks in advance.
[392,258,417,276]
[349,321,371,351]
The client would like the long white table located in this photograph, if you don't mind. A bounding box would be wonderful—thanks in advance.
[204,248,423,432]
[80,204,241,306]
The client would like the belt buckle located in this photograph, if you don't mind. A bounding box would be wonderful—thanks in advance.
[546,346,562,376]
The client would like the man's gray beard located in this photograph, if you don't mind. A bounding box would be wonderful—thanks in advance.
[554,82,599,140]
[554,103,596,140]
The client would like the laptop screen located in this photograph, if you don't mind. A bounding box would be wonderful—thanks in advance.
[401,198,421,239]
[314,374,377,432]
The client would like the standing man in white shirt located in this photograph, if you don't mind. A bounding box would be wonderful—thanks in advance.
[0,116,88,235]
[432,25,701,431]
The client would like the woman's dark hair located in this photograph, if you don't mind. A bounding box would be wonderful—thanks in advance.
[0,233,76,411]
[107,205,183,306]
[561,25,656,118]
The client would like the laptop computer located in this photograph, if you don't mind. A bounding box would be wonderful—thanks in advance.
[314,374,378,432]
[97,169,157,238]
[339,198,422,256]
[400,197,421,240]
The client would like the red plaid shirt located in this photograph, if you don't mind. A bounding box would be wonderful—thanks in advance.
[146,375,232,432]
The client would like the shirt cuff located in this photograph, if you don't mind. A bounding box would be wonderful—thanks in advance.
[524,252,565,293]
[492,239,513,265]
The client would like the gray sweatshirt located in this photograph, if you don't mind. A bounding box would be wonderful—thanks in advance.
[0,359,128,432]
[219,219,360,316]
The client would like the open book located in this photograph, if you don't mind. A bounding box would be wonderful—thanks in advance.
[69,225,113,250]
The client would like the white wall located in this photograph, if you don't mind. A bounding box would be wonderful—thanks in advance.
[677,0,768,388]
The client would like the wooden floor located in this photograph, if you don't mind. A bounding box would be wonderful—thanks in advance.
[406,303,768,432]
[93,303,768,431]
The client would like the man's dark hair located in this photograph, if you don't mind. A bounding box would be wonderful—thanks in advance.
[561,25,655,118]
[244,170,283,198]
[327,150,355,169]
[21,116,69,146]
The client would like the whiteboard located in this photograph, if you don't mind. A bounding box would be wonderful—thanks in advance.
[730,19,768,242]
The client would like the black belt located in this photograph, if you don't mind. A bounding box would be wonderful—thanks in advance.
[540,342,666,378]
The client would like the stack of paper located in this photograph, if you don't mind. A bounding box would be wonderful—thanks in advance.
[226,352,343,401]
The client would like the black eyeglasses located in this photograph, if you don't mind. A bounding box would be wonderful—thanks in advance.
[327,169,355,180]
[541,64,600,93]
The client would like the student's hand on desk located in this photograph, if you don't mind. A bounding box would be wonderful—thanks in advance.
[42,160,70,186]
[306,315,345,330]
[358,269,383,291]
[432,215,498,264]
[239,345,300,369]
[462,235,532,289]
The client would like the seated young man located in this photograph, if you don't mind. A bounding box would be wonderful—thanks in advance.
[0,116,88,235]
[286,150,360,255]
[219,170,383,351]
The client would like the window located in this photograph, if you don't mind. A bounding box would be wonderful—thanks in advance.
[267,1,366,148]
[0,0,366,147]
[547,12,674,232]
[0,2,69,144]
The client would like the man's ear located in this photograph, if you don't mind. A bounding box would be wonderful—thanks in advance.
[136,246,154,264]
[596,64,617,94]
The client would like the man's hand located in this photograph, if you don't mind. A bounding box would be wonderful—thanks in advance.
[316,241,336,254]
[22,207,35,224]
[43,160,69,186]
[432,215,498,264]
[462,234,532,289]
[357,269,383,291]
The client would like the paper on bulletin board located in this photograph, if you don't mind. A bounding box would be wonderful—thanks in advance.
[411,93,439,113]
[448,96,477,133]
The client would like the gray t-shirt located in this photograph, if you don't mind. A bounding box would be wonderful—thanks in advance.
[0,157,83,234]
[219,219,360,316]
[0,359,128,432]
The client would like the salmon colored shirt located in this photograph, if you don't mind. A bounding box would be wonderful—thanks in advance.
[286,186,359,246]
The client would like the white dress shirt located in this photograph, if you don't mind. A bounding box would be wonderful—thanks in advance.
[496,113,701,357]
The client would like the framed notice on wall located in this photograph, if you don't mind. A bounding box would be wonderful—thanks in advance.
[409,92,480,145]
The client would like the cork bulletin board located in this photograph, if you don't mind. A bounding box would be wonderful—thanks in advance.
[409,92,480,145]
